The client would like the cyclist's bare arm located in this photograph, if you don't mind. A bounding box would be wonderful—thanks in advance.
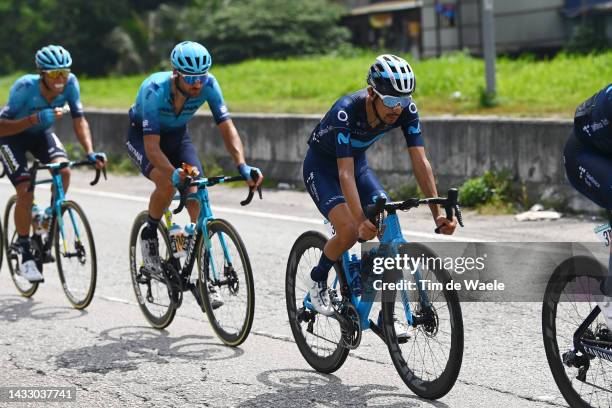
[218,119,264,188]
[0,115,37,137]
[73,116,95,155]
[409,146,441,219]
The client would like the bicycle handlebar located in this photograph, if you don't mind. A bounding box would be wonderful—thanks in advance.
[360,188,464,240]
[172,169,262,215]
[26,159,106,193]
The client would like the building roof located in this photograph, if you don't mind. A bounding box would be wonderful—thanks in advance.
[348,0,423,16]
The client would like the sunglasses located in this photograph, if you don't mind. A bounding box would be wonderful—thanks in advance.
[179,72,208,85]
[372,88,411,109]
[42,69,70,79]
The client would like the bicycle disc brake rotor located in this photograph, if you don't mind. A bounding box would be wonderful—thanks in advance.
[418,305,439,337]
[339,302,361,349]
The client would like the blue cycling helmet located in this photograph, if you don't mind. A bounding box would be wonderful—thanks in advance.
[35,45,72,70]
[367,54,415,96]
[171,41,212,75]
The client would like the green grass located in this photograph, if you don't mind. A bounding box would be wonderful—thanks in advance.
[2,51,611,116]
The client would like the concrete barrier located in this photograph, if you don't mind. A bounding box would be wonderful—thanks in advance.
[55,109,595,212]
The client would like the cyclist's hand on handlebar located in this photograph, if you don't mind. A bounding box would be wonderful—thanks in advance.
[171,167,186,188]
[237,163,263,189]
[87,152,107,169]
[358,219,378,241]
[435,215,457,235]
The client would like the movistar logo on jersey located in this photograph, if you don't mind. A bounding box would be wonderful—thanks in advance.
[407,123,421,134]
[337,132,350,145]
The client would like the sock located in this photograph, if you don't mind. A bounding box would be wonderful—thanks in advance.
[17,235,32,261]
[601,255,612,296]
[146,215,160,230]
[310,253,335,282]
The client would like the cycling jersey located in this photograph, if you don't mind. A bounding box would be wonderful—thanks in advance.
[129,72,230,135]
[574,83,612,154]
[307,88,423,159]
[0,74,84,134]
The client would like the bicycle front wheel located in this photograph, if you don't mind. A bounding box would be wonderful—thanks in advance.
[542,255,611,408]
[285,230,349,374]
[382,243,464,400]
[197,218,255,346]
[129,211,177,329]
[54,200,97,309]
[3,195,39,297]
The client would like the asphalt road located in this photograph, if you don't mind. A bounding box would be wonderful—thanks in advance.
[0,171,605,407]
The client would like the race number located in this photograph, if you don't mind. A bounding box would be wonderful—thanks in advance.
[594,223,611,247]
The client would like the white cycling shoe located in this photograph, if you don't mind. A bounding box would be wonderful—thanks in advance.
[308,279,335,316]
[19,260,43,282]
[596,295,612,329]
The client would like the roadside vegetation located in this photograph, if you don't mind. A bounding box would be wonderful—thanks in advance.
[1,51,610,117]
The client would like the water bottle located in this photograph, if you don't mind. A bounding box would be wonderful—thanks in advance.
[40,207,52,234]
[184,222,196,250]
[31,204,44,234]
[169,223,186,258]
[349,253,363,297]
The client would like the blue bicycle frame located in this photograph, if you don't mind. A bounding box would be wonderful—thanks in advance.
[32,162,86,256]
[168,178,234,281]
[304,212,433,331]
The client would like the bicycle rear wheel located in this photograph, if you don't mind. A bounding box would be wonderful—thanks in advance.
[3,195,39,297]
[129,211,177,329]
[197,218,255,346]
[542,255,611,408]
[55,200,97,309]
[285,230,349,373]
[382,243,463,399]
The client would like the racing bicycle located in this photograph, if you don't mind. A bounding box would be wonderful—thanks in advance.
[286,189,465,399]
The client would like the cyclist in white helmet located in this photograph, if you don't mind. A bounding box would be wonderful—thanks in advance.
[303,54,457,337]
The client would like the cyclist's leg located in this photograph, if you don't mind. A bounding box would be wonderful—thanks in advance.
[355,155,389,209]
[0,138,42,280]
[126,124,171,272]
[564,131,612,300]
[173,131,203,223]
[303,149,357,314]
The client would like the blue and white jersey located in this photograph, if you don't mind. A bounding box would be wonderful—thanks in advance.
[0,74,84,134]
[129,71,230,135]
[307,88,423,159]
[574,83,612,153]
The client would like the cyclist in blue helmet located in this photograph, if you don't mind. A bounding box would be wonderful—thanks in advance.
[303,54,457,332]
[126,41,263,302]
[0,45,106,283]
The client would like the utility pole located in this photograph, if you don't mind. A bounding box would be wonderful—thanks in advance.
[482,0,496,97]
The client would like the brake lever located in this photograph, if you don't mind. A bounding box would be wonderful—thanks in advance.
[240,169,263,206]
[173,176,192,214]
[435,188,461,234]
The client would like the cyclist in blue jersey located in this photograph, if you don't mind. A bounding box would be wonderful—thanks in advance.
[303,54,457,327]
[126,41,263,297]
[564,83,612,328]
[0,45,106,282]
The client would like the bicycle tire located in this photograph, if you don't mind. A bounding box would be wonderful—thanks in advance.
[129,211,177,329]
[382,242,464,399]
[285,230,349,373]
[542,255,610,408]
[55,200,97,309]
[3,195,39,297]
[197,218,255,346]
